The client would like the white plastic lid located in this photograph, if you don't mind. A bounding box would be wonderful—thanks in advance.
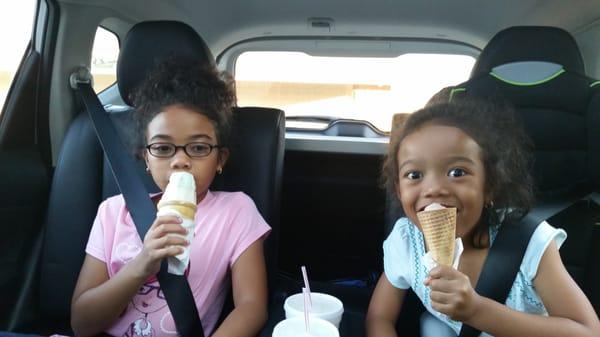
[272,317,339,337]
[284,292,344,327]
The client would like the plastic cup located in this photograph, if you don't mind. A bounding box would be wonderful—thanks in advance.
[284,292,344,328]
[272,317,339,337]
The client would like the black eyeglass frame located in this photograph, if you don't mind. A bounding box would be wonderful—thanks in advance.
[145,142,223,158]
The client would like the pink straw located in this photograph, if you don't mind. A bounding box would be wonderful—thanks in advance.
[301,265,312,307]
[303,287,311,333]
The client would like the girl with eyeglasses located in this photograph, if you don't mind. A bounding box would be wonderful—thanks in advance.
[71,57,270,337]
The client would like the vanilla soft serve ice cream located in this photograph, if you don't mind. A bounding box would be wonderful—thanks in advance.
[424,203,445,212]
[157,172,197,275]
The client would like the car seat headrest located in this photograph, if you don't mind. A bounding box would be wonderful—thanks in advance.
[471,26,584,78]
[117,20,214,106]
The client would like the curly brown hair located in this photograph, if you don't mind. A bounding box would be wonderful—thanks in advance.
[132,56,236,154]
[382,98,534,248]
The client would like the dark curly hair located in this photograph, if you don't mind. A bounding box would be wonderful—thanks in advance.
[132,56,236,155]
[382,98,534,248]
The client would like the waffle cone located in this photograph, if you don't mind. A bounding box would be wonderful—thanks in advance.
[157,200,197,219]
[417,207,456,266]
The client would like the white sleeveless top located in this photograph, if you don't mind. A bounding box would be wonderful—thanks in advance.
[383,217,566,336]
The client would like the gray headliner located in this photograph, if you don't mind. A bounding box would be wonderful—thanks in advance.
[59,0,600,54]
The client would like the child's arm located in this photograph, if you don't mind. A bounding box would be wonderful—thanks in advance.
[211,239,268,337]
[71,215,188,337]
[426,241,600,337]
[365,274,406,337]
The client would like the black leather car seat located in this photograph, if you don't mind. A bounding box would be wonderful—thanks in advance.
[37,21,284,334]
[451,26,598,197]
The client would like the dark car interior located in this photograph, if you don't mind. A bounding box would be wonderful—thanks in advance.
[0,1,599,336]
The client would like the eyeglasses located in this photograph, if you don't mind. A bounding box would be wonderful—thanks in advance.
[145,142,222,158]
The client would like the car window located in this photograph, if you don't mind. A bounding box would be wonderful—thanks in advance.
[0,0,37,114]
[235,51,475,133]
[91,26,119,92]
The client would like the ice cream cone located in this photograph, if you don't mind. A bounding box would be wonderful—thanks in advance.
[157,200,197,219]
[417,207,456,266]
[156,172,197,275]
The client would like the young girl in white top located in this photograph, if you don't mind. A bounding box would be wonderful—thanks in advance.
[366,99,600,337]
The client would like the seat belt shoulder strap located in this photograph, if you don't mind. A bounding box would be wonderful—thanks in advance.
[458,215,539,337]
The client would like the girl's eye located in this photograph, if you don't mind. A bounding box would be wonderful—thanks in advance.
[153,144,173,153]
[190,144,209,153]
[405,171,422,180]
[448,168,466,177]
[187,143,212,156]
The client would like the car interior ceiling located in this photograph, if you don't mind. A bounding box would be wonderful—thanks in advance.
[0,1,599,337]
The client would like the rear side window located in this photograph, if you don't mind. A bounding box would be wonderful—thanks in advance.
[0,0,37,113]
[91,27,119,92]
[235,51,475,133]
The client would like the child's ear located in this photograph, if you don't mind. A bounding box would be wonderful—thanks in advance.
[143,150,149,168]
[217,148,230,171]
[484,192,493,208]
[395,184,402,201]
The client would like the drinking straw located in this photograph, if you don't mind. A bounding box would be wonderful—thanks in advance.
[301,265,312,307]
[303,287,311,333]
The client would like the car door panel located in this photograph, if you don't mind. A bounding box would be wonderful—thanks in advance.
[0,44,51,330]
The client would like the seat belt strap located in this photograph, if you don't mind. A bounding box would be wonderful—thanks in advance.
[72,72,204,337]
[457,214,538,337]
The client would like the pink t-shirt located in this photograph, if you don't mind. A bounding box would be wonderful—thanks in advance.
[85,190,271,337]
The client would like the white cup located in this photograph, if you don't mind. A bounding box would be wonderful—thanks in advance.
[272,317,339,337]
[284,292,344,328]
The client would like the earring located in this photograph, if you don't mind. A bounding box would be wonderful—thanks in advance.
[217,167,223,175]
[486,200,494,209]
[145,167,150,172]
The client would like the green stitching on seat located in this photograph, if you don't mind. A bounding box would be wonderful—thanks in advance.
[490,69,565,86]
[590,81,600,88]
[449,87,466,102]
